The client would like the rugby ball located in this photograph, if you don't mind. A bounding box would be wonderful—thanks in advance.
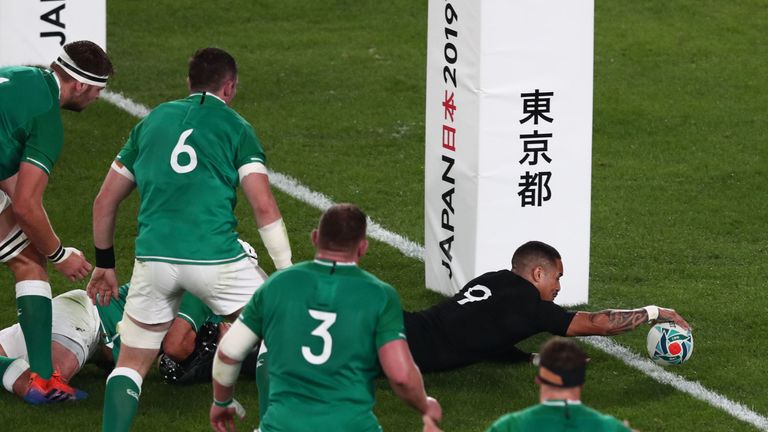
[646,322,693,365]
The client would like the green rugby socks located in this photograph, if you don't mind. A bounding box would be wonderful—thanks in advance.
[16,280,53,379]
[103,367,143,432]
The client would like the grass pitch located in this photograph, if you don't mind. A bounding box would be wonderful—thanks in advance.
[1,0,767,431]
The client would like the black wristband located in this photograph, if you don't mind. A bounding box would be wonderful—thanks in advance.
[47,244,65,263]
[95,246,116,268]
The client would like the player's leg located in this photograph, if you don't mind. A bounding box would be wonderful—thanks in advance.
[0,334,32,399]
[0,195,54,381]
[102,260,179,432]
[0,325,86,403]
[185,257,268,321]
[162,309,200,362]
[48,288,102,395]
[103,315,172,432]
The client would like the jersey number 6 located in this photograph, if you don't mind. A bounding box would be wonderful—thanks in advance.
[301,309,337,365]
[171,128,198,174]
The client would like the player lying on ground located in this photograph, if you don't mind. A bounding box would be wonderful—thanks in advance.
[156,239,691,421]
[405,240,691,372]
[0,285,236,403]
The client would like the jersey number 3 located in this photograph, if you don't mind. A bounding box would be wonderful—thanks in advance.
[301,309,337,365]
[171,128,198,174]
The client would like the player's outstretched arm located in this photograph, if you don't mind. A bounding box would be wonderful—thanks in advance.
[88,164,135,305]
[379,339,442,424]
[241,173,292,269]
[13,163,92,280]
[210,320,259,432]
[566,306,691,337]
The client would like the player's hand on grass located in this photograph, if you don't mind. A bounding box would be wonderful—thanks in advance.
[53,247,92,281]
[87,267,119,306]
[210,399,245,432]
[656,308,691,331]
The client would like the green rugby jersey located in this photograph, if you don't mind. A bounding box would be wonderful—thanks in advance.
[238,259,406,432]
[486,400,631,432]
[0,66,63,179]
[96,284,129,363]
[116,93,266,264]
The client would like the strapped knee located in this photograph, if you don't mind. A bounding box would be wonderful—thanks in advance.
[118,318,166,350]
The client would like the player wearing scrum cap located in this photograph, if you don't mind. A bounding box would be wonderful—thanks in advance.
[0,40,113,404]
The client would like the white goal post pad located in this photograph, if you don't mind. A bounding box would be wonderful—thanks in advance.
[424,0,594,306]
[0,0,106,67]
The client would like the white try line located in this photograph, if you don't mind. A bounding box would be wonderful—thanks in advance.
[101,90,768,432]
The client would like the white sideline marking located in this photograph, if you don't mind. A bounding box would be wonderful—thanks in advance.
[101,91,151,118]
[268,171,425,260]
[101,90,768,432]
[583,337,768,430]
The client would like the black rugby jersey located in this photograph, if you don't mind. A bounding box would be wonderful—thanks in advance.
[405,270,575,372]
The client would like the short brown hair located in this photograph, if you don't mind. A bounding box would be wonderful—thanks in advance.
[51,40,113,82]
[316,204,367,252]
[511,241,561,273]
[537,337,588,388]
[188,47,237,92]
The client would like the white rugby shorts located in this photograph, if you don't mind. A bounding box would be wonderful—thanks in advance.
[0,190,30,263]
[125,257,267,324]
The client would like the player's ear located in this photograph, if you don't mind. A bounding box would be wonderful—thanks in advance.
[357,239,369,259]
[221,78,236,100]
[71,81,87,96]
[310,228,319,247]
[532,265,543,283]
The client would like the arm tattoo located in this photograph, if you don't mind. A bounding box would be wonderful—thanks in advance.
[588,309,647,335]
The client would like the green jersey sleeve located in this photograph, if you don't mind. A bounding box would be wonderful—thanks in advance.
[22,101,63,175]
[177,292,222,331]
[234,123,267,169]
[116,122,141,174]
[375,284,406,349]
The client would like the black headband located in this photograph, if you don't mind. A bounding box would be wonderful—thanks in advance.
[537,364,586,388]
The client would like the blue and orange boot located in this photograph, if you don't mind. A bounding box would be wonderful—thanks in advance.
[22,371,88,405]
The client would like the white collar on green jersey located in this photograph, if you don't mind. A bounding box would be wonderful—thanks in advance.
[314,258,358,267]
[189,92,226,104]
[542,399,582,406]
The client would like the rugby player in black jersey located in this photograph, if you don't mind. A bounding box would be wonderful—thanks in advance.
[404,240,690,372]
